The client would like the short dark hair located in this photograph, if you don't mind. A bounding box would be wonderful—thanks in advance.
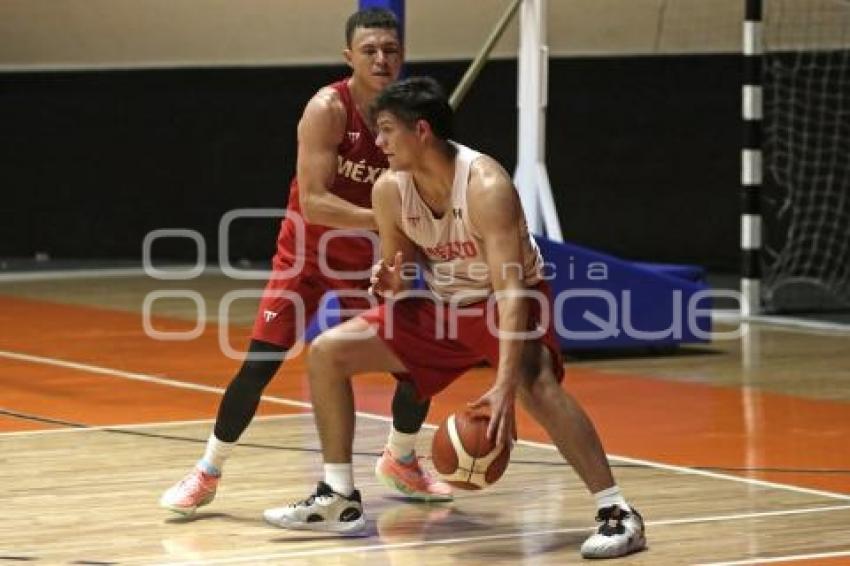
[370,76,454,140]
[345,8,400,47]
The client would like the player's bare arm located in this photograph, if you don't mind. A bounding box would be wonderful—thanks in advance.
[369,172,419,296]
[296,87,377,230]
[466,156,529,448]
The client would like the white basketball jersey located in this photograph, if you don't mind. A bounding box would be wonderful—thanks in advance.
[397,143,543,304]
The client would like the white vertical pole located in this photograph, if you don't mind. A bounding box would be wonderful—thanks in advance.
[515,0,541,234]
[514,0,562,241]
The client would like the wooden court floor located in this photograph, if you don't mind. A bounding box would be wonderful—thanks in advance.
[2,272,850,565]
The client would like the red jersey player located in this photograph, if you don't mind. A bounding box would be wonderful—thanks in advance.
[160,9,451,517]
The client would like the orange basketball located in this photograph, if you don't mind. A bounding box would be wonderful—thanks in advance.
[430,412,510,490]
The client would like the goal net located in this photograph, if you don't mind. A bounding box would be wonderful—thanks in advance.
[761,0,850,311]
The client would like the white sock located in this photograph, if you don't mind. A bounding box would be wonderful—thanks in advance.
[387,427,418,461]
[198,433,235,476]
[593,485,630,512]
[324,463,354,497]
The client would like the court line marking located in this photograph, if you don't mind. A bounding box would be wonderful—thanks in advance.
[0,267,148,282]
[696,549,850,565]
[519,439,850,503]
[2,348,850,503]
[714,309,850,334]
[0,413,309,437]
[156,504,850,565]
[0,348,313,412]
[0,266,224,283]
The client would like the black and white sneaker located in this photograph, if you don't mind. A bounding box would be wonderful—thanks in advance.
[263,481,366,535]
[580,505,646,559]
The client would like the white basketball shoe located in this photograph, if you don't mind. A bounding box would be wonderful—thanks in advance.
[580,504,647,559]
[263,481,366,535]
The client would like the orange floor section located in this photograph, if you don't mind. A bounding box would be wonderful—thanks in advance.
[2,357,301,426]
[771,557,850,566]
[1,295,849,495]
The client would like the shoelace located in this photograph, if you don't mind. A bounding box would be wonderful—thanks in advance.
[399,462,434,485]
[289,496,313,509]
[595,505,630,536]
[178,471,207,495]
[289,483,334,508]
[416,459,441,485]
[396,457,438,484]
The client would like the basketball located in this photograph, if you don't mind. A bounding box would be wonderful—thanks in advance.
[430,411,511,490]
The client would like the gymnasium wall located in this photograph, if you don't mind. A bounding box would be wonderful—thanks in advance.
[1,1,743,271]
[0,0,745,69]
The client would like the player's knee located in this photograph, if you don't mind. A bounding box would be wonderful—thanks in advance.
[307,332,335,364]
[233,343,284,389]
[241,355,284,377]
[233,362,276,392]
[518,344,543,388]
[519,365,558,405]
[518,375,541,405]
[308,331,348,373]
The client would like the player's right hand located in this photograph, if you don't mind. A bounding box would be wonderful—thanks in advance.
[467,383,518,450]
[369,250,404,298]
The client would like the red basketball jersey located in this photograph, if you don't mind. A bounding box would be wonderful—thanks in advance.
[273,79,388,273]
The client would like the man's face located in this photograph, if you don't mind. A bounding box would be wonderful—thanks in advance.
[375,111,420,171]
[345,27,403,91]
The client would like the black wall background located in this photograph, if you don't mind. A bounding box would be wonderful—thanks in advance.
[0,55,740,271]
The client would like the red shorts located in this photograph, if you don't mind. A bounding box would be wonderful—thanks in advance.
[359,282,564,400]
[251,259,373,349]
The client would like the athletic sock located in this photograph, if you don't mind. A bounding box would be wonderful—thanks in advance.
[197,433,235,477]
[387,427,417,463]
[593,485,630,513]
[324,463,354,497]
